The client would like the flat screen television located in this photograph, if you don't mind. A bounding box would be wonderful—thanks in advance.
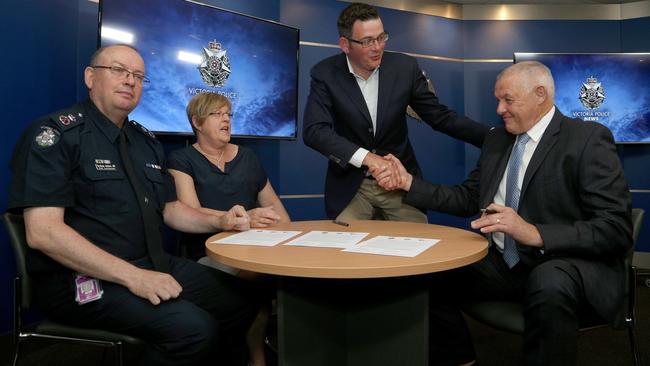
[99,0,299,139]
[514,53,650,144]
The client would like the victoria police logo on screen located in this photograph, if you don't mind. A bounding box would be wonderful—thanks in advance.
[578,76,605,110]
[198,40,231,88]
[573,75,610,122]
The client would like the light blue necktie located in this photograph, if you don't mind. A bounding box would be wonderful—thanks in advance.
[503,133,531,268]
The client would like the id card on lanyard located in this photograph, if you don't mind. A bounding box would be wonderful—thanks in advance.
[74,274,103,305]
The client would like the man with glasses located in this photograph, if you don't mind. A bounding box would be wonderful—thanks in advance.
[303,2,489,222]
[8,44,260,365]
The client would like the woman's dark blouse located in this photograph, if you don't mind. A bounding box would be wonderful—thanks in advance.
[167,145,267,259]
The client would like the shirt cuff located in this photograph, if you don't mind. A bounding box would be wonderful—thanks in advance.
[349,148,370,168]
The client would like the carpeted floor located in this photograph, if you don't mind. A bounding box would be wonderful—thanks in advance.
[2,276,649,366]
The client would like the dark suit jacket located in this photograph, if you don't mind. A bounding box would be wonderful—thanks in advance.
[303,52,489,218]
[404,109,632,322]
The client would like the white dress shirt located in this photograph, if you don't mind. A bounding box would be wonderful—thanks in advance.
[346,56,380,168]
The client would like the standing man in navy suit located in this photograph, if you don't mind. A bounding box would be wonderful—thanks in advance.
[303,2,489,221]
[377,61,632,365]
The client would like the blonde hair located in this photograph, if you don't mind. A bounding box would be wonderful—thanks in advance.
[186,92,232,134]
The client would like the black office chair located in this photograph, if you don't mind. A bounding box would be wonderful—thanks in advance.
[4,212,144,366]
[461,208,644,366]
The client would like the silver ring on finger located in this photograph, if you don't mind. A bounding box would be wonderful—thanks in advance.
[496,217,501,224]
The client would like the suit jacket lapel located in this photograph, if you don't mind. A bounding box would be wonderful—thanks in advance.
[483,132,514,208]
[334,54,372,126]
[520,109,562,200]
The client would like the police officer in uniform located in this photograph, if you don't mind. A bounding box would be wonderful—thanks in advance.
[8,44,260,365]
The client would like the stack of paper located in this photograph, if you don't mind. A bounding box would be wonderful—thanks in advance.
[284,231,369,249]
[343,236,439,257]
[211,230,302,246]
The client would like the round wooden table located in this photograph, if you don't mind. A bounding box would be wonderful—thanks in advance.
[206,220,487,278]
[206,220,488,366]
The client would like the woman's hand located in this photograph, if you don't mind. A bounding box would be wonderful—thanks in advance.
[248,206,281,228]
[219,205,250,231]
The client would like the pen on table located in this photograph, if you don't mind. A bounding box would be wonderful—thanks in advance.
[480,208,497,215]
[333,219,350,227]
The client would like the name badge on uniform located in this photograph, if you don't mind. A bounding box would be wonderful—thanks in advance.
[95,159,116,171]
[74,274,103,305]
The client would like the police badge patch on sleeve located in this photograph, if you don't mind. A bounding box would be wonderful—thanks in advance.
[34,126,61,148]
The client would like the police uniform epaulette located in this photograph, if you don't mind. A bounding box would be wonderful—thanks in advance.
[130,120,158,141]
[49,107,85,131]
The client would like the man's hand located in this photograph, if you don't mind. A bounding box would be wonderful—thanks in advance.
[219,205,250,231]
[373,154,413,191]
[125,268,182,306]
[361,152,388,171]
[365,153,403,190]
[471,204,543,247]
[248,206,281,228]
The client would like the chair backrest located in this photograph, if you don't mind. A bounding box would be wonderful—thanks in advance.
[4,212,33,308]
[613,208,644,329]
[630,208,644,255]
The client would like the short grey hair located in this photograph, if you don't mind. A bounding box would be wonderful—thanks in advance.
[497,61,555,101]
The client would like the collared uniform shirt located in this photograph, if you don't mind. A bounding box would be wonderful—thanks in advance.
[8,99,176,274]
[491,106,555,251]
[346,56,380,168]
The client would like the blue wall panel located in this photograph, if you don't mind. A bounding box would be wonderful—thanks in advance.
[282,198,328,221]
[1,0,90,339]
[376,9,464,58]
[280,0,346,43]
[620,144,650,190]
[464,20,622,59]
[621,17,650,51]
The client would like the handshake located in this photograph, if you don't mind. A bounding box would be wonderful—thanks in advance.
[364,152,413,192]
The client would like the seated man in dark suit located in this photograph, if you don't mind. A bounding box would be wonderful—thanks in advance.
[375,61,632,366]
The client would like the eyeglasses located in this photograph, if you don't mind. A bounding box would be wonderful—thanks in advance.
[347,32,389,48]
[91,65,150,85]
[208,111,233,119]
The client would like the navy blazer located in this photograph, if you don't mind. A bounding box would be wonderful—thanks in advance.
[303,52,489,218]
[405,109,633,322]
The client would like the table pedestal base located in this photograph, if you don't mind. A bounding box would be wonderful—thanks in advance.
[277,277,429,366]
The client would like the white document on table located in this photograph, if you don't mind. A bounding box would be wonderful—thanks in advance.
[283,231,369,249]
[211,230,302,247]
[343,235,440,257]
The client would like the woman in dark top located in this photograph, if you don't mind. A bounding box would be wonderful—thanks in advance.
[168,92,290,366]
[168,92,290,261]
